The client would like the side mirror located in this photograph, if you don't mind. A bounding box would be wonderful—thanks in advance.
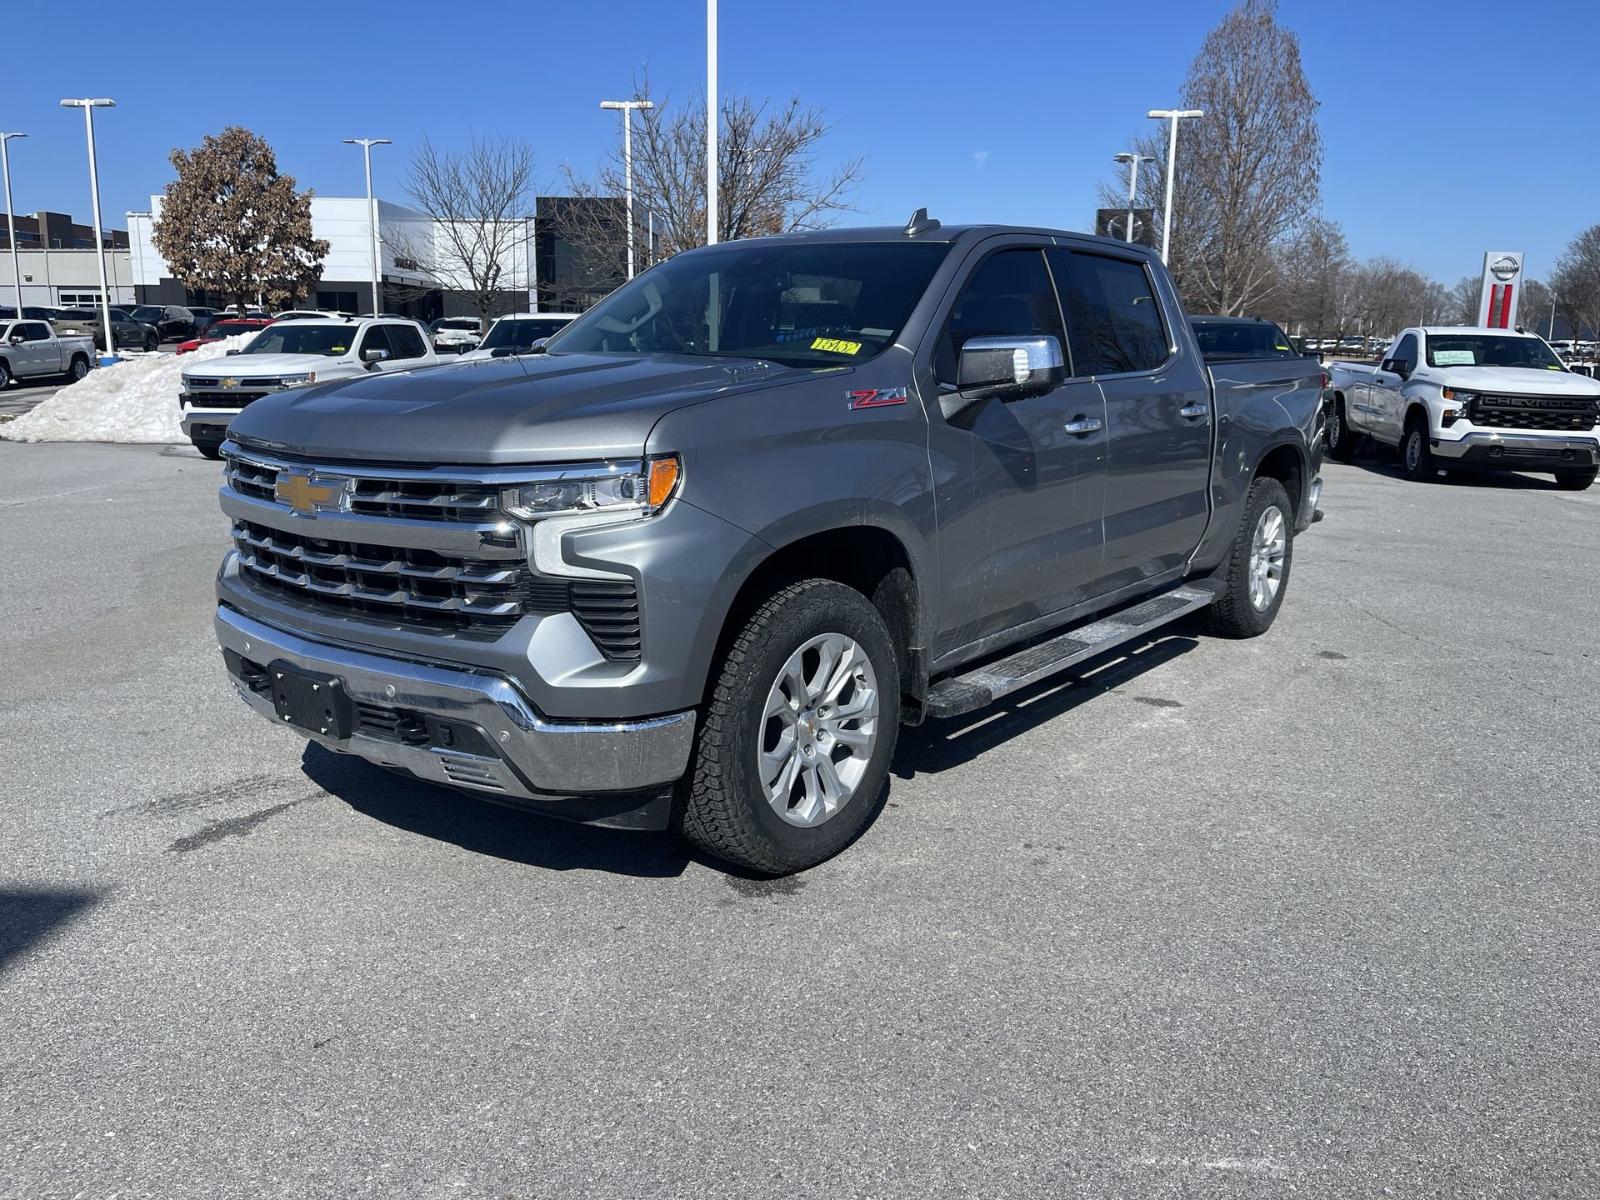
[8,334,23,345]
[362,347,391,365]
[225,348,241,356]
[956,335,1065,402]
[1380,358,1410,379]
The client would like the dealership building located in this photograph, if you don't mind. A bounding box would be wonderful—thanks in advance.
[125,195,628,320]
[0,211,135,309]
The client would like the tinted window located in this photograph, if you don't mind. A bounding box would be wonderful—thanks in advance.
[1050,250,1169,375]
[552,241,949,367]
[1189,319,1299,360]
[481,317,574,352]
[386,324,428,359]
[1391,334,1418,372]
[21,322,51,341]
[359,325,395,358]
[1423,333,1563,370]
[131,306,163,322]
[936,248,1066,383]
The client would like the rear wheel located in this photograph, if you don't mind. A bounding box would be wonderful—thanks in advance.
[1326,397,1358,461]
[144,333,159,352]
[1400,417,1438,482]
[1555,467,1597,491]
[1208,476,1293,639]
[679,579,900,875]
[65,356,89,382]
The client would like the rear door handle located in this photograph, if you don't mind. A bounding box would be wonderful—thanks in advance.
[1179,403,1209,419]
[1063,416,1103,435]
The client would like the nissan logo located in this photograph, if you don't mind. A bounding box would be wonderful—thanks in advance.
[1490,255,1520,282]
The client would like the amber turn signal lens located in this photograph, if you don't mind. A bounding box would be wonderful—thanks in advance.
[647,456,681,509]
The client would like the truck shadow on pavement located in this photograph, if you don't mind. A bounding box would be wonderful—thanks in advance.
[892,631,1200,779]
[0,886,101,975]
[1340,453,1563,490]
[300,744,696,878]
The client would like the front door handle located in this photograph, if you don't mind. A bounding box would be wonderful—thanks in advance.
[1179,403,1209,419]
[1063,416,1102,435]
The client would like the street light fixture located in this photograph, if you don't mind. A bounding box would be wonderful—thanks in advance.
[0,132,27,313]
[1113,150,1155,245]
[600,99,655,280]
[1146,108,1203,263]
[60,99,117,354]
[343,138,391,317]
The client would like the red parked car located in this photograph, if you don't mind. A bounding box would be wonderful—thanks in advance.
[175,317,273,355]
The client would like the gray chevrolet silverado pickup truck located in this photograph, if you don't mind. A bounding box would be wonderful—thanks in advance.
[212,214,1325,874]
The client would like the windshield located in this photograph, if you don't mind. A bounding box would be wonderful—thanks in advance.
[1426,334,1564,370]
[131,306,163,322]
[550,241,950,366]
[481,317,573,352]
[436,318,480,331]
[241,325,356,356]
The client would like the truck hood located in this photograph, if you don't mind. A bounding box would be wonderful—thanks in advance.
[1418,365,1600,396]
[226,350,796,464]
[184,353,354,380]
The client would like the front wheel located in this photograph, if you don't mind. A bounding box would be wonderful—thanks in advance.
[0,359,11,389]
[1208,476,1294,639]
[679,579,900,875]
[1555,467,1597,491]
[1400,420,1438,482]
[191,437,225,460]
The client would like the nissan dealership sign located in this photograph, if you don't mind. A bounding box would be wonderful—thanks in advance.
[1477,250,1525,328]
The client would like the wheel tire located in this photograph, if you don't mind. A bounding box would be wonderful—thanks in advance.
[191,437,225,460]
[66,356,89,382]
[679,578,901,875]
[1326,398,1358,461]
[1207,476,1294,639]
[0,359,10,389]
[1555,467,1597,491]
[1400,418,1438,482]
[144,334,159,352]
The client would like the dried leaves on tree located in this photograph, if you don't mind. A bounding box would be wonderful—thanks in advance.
[152,127,328,312]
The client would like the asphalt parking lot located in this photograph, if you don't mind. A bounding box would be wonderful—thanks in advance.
[2,442,1596,1199]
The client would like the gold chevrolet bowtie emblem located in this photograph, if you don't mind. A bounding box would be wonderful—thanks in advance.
[275,472,351,516]
[221,377,239,389]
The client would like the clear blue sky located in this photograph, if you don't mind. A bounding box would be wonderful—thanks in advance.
[3,0,1593,285]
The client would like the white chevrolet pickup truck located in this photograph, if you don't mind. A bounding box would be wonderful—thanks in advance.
[180,316,438,458]
[1327,326,1600,489]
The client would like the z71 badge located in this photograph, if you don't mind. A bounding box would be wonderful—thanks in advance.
[847,387,909,410]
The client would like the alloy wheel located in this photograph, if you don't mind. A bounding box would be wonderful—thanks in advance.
[1248,504,1287,612]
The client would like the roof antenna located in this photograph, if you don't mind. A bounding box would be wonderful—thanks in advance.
[903,207,940,237]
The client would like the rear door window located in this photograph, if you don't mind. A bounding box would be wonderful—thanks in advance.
[1049,250,1170,375]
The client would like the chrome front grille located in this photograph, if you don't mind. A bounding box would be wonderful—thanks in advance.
[232,519,547,632]
[224,453,506,523]
[1470,395,1598,432]
[220,447,645,658]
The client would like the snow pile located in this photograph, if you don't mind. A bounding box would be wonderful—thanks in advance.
[0,335,254,444]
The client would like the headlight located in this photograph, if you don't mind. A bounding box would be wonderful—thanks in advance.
[276,372,317,387]
[1441,387,1474,404]
[501,455,681,520]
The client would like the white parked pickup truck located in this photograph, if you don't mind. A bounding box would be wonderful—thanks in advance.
[0,319,97,387]
[1327,326,1600,490]
[179,317,439,459]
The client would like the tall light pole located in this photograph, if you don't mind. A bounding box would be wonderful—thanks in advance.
[0,132,26,314]
[706,0,718,246]
[343,138,390,316]
[59,99,116,354]
[600,99,655,280]
[1113,150,1154,245]
[1147,108,1202,263]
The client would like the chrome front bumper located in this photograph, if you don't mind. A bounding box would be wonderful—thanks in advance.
[1432,430,1600,463]
[215,605,696,815]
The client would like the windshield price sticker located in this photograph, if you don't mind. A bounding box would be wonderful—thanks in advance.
[811,337,862,355]
[1433,350,1476,366]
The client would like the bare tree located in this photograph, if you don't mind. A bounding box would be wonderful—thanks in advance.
[1275,216,1351,340]
[1551,225,1600,341]
[551,81,862,302]
[392,137,535,329]
[1101,0,1321,315]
